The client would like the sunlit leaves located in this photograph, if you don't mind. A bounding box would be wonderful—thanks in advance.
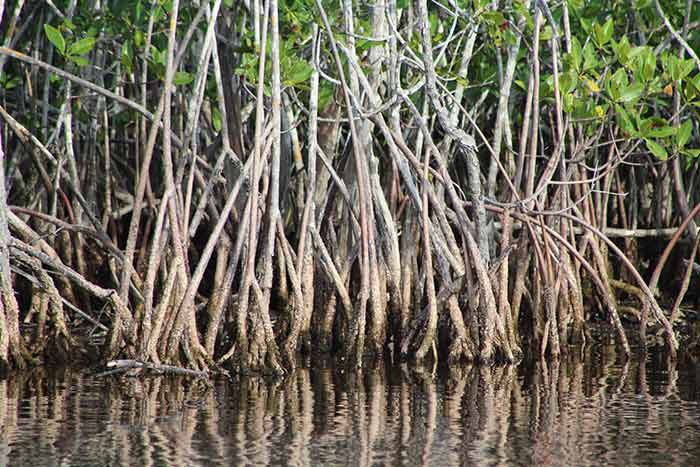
[318,81,335,110]
[582,41,599,71]
[593,19,614,47]
[629,46,656,83]
[563,93,575,112]
[559,71,578,94]
[618,83,644,103]
[645,139,668,160]
[677,121,693,148]
[284,60,313,87]
[35,0,700,168]
[647,125,675,138]
[481,10,506,46]
[611,36,631,65]
[615,105,637,136]
[174,71,194,86]
[121,41,134,73]
[556,10,699,162]
[662,54,695,82]
[585,77,600,93]
[682,149,700,163]
[212,106,222,132]
[540,26,553,42]
[44,24,66,55]
[0,73,20,90]
[43,22,95,67]
[68,37,96,56]
[67,55,89,66]
[568,37,582,72]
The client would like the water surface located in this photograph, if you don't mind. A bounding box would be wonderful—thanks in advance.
[2,345,700,466]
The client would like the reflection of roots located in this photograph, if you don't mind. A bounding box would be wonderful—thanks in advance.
[0,351,686,466]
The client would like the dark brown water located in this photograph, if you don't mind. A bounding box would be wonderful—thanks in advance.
[2,345,700,467]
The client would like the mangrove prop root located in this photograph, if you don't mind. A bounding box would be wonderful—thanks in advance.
[0,1,696,372]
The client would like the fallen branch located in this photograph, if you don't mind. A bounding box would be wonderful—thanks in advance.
[102,359,209,378]
[491,221,681,238]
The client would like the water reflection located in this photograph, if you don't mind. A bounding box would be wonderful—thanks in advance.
[1,348,700,467]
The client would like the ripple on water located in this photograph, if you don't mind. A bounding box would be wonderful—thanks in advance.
[1,350,700,466]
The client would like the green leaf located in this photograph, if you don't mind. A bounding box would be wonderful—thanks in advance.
[152,47,166,66]
[616,105,636,135]
[540,26,553,42]
[504,28,518,46]
[582,41,599,71]
[663,55,694,82]
[595,104,608,118]
[628,45,647,60]
[568,0,584,10]
[639,117,668,137]
[482,11,505,28]
[318,81,335,110]
[612,36,631,65]
[62,19,76,31]
[692,74,700,90]
[162,0,174,13]
[680,59,695,80]
[661,52,673,79]
[284,60,313,86]
[68,37,96,56]
[44,24,65,55]
[606,68,626,101]
[542,74,555,97]
[611,68,629,88]
[685,74,700,101]
[563,93,574,112]
[135,30,143,49]
[594,19,614,47]
[643,52,657,82]
[632,47,656,83]
[135,0,145,22]
[648,126,675,138]
[429,11,439,37]
[559,71,578,94]
[67,55,89,66]
[682,148,700,158]
[0,72,20,90]
[645,139,668,160]
[586,77,600,93]
[570,37,582,71]
[602,19,614,45]
[678,120,693,148]
[212,106,222,132]
[121,41,133,73]
[580,17,594,34]
[618,83,644,102]
[153,2,165,22]
[173,71,194,86]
